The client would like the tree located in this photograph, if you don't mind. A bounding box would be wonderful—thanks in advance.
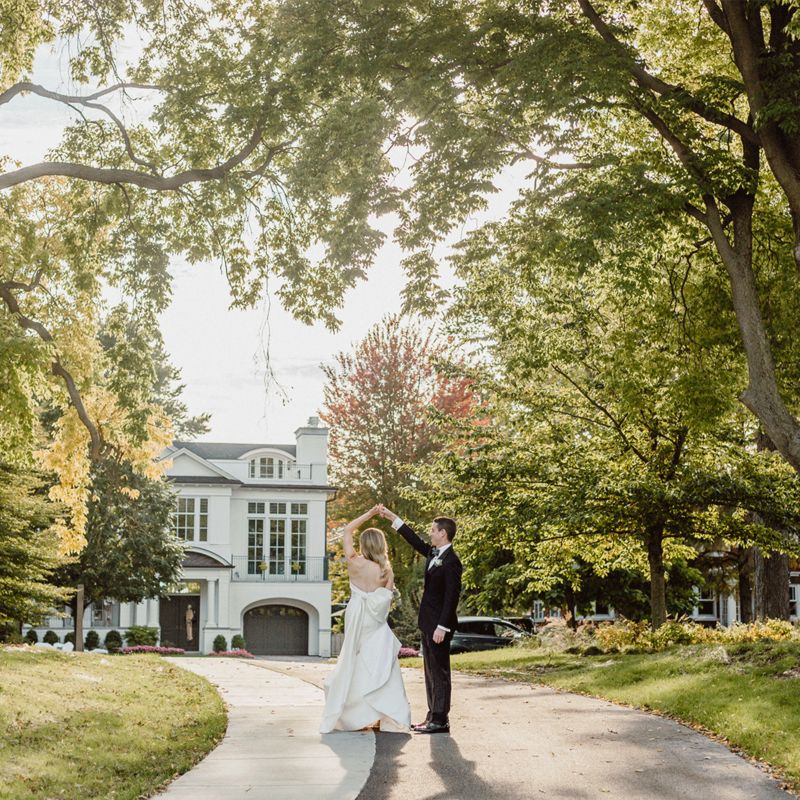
[197,1,800,479]
[50,457,184,630]
[321,315,473,597]
[0,460,69,627]
[416,203,800,627]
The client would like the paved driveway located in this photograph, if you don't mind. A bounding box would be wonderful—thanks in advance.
[258,659,792,800]
[161,657,792,800]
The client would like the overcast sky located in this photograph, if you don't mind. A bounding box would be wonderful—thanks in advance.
[4,37,526,444]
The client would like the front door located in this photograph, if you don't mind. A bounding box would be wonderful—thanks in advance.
[159,595,200,650]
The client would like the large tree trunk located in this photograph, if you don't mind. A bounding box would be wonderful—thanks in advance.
[754,549,790,620]
[737,547,754,624]
[646,524,667,629]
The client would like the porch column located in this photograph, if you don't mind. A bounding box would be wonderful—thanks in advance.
[145,598,156,627]
[207,578,218,627]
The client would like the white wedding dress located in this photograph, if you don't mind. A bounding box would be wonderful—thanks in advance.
[320,583,411,733]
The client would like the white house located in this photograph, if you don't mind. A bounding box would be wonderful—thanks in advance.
[26,417,336,656]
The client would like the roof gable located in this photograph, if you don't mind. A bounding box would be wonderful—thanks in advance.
[162,448,240,481]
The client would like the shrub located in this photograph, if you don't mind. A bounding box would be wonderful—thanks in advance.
[120,645,186,655]
[593,617,800,654]
[213,635,227,653]
[231,634,246,650]
[64,631,75,644]
[398,647,419,658]
[209,649,254,658]
[24,629,38,644]
[124,626,159,647]
[85,630,100,650]
[104,629,123,651]
[43,630,60,645]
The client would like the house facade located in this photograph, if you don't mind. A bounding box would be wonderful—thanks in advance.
[26,417,335,656]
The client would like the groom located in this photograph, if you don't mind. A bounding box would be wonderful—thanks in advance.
[377,505,462,734]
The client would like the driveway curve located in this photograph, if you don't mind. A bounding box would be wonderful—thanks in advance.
[258,659,792,800]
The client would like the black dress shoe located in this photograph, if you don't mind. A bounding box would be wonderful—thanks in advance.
[413,721,450,734]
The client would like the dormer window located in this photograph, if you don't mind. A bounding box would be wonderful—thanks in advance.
[249,456,290,479]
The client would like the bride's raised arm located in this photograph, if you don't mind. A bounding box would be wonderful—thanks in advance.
[342,506,380,560]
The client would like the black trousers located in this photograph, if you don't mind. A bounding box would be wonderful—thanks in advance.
[421,630,452,724]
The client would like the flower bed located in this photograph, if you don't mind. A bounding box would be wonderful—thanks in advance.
[120,645,186,655]
[209,649,254,658]
[398,647,419,658]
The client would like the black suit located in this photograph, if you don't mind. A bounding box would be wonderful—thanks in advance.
[396,522,463,725]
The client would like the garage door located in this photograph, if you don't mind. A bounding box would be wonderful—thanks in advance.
[244,605,309,655]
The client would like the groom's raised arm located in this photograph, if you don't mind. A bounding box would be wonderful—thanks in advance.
[379,505,430,557]
[392,517,430,557]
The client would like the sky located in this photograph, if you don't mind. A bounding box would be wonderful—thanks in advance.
[3,33,526,444]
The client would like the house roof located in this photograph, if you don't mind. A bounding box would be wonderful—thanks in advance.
[182,551,233,569]
[173,441,297,460]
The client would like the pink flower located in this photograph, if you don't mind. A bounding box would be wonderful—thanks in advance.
[398,647,419,658]
[120,645,186,655]
[210,649,255,658]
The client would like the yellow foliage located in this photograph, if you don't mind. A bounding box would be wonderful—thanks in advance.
[38,390,174,555]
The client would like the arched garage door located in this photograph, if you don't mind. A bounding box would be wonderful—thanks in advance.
[244,605,309,656]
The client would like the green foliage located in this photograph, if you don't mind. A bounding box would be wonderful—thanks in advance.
[212,635,227,653]
[0,461,70,625]
[24,629,37,644]
[414,181,800,624]
[42,630,58,645]
[124,626,159,647]
[51,457,184,619]
[63,632,75,645]
[104,629,123,652]
[231,634,245,650]
[84,630,100,650]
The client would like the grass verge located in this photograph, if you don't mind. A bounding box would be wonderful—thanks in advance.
[0,648,226,799]
[403,641,800,793]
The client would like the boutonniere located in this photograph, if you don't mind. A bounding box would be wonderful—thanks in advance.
[430,556,443,568]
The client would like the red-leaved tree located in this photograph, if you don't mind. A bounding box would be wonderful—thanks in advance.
[322,315,474,604]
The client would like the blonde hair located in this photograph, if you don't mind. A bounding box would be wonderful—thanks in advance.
[359,527,391,578]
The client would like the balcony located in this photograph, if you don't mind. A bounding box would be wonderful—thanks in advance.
[246,463,327,483]
[231,556,327,582]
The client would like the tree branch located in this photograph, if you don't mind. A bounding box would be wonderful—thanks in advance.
[577,0,757,144]
[0,81,163,107]
[701,0,730,35]
[0,122,266,191]
[551,364,649,463]
[0,281,103,459]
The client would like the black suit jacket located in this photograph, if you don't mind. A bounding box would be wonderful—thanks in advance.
[396,523,463,636]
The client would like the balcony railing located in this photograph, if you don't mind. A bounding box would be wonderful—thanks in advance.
[247,463,326,482]
[231,556,327,582]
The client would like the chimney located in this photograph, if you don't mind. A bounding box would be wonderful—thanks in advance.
[295,416,328,482]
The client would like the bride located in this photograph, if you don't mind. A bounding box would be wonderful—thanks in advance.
[320,506,411,733]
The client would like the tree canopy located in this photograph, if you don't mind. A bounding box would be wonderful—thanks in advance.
[416,194,800,626]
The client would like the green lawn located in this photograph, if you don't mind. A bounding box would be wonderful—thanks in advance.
[0,649,226,800]
[404,641,800,792]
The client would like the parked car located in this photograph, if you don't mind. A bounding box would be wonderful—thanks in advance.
[450,616,529,654]
[503,616,536,633]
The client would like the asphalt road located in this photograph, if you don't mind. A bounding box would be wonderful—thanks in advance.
[257,659,792,800]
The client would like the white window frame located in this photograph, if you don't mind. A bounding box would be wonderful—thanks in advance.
[173,496,209,542]
[247,454,296,480]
